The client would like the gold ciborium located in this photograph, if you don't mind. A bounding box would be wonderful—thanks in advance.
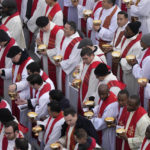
[32,125,42,136]
[53,55,63,63]
[93,20,102,26]
[50,142,61,150]
[27,112,38,119]
[84,111,94,120]
[37,44,47,53]
[8,91,17,100]
[72,79,81,89]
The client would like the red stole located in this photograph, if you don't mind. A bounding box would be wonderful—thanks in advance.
[60,36,82,94]
[12,57,32,121]
[31,0,39,16]
[41,71,49,82]
[141,138,150,150]
[18,123,28,134]
[66,126,76,150]
[0,100,7,109]
[3,12,19,25]
[45,112,63,144]
[40,25,61,87]
[77,61,100,114]
[119,32,142,81]
[16,0,22,14]
[107,80,126,91]
[45,3,61,21]
[0,24,9,32]
[139,48,150,107]
[0,38,15,97]
[98,92,117,144]
[37,83,51,104]
[98,5,118,48]
[122,107,146,150]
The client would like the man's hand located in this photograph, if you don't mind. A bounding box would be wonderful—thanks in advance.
[0,69,2,76]
[8,84,17,92]
[38,50,47,56]
[93,25,100,32]
[127,59,138,66]
[118,132,128,141]
[15,99,27,105]
[36,38,43,46]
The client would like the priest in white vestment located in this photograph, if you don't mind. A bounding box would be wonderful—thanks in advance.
[37,101,65,150]
[91,84,118,150]
[131,33,150,110]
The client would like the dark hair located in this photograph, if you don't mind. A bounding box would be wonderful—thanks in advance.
[66,21,77,32]
[49,89,64,101]
[63,107,77,117]
[27,74,43,85]
[130,95,140,106]
[74,128,87,139]
[36,16,49,28]
[48,101,61,113]
[118,11,128,18]
[15,138,29,150]
[5,121,19,132]
[118,89,129,98]
[80,47,94,57]
[107,0,116,5]
[26,62,41,73]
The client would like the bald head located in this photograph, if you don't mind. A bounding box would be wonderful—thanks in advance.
[98,84,109,101]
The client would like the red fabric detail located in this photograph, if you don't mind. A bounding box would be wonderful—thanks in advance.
[141,137,150,150]
[45,112,63,144]
[16,0,22,13]
[83,0,86,6]
[3,12,19,25]
[121,3,127,12]
[119,32,142,81]
[12,57,32,120]
[123,107,146,150]
[0,101,7,109]
[63,6,68,21]
[18,123,28,134]
[87,137,96,150]
[140,48,150,67]
[45,3,61,21]
[88,30,92,38]
[31,0,38,16]
[107,80,126,90]
[0,38,15,97]
[61,37,82,94]
[66,126,76,150]
[91,1,102,19]
[37,83,51,104]
[0,25,9,32]
[81,18,87,36]
[98,92,117,117]
[41,71,49,82]
[2,136,8,150]
[139,87,144,106]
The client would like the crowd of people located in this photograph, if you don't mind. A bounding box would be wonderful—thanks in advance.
[0,0,150,149]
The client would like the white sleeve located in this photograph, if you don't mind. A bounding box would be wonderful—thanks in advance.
[144,83,150,100]
[132,57,150,79]
[60,43,81,75]
[2,68,12,79]
[52,11,63,26]
[87,17,94,31]
[130,0,150,17]
[35,93,49,119]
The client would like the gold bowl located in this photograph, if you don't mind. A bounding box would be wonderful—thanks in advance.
[27,112,38,118]
[72,72,79,78]
[53,55,63,63]
[83,10,92,17]
[102,44,112,49]
[50,142,61,149]
[8,92,17,100]
[126,55,136,61]
[37,44,47,52]
[112,51,121,58]
[123,0,131,3]
[84,111,94,119]
[105,117,115,123]
[84,100,94,107]
[116,128,126,134]
[138,78,148,84]
[93,20,101,26]
[32,126,42,133]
